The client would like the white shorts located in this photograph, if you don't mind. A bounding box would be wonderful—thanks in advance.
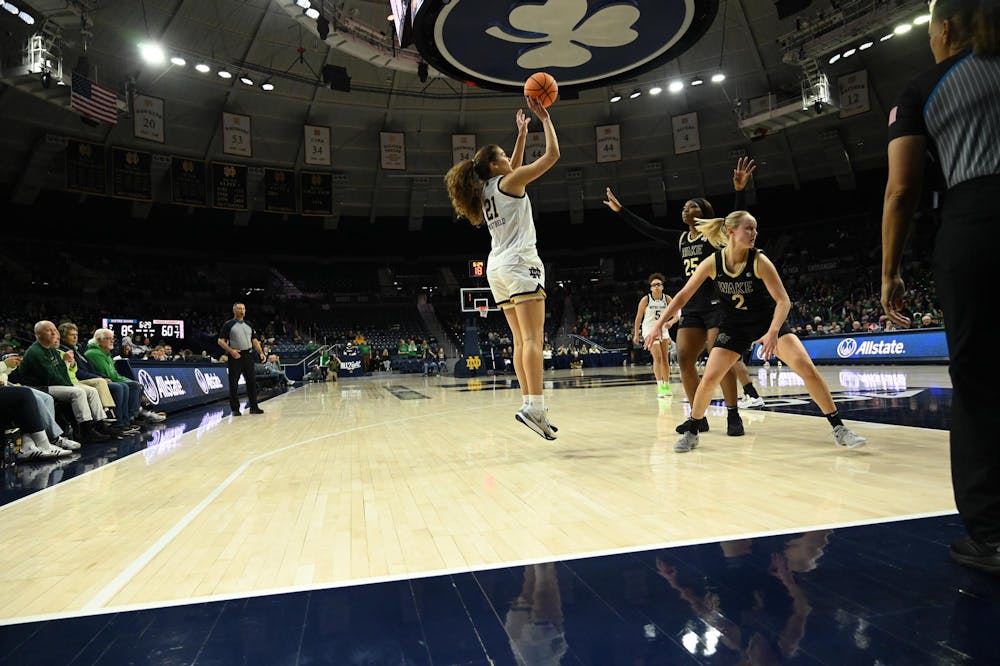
[641,322,672,342]
[487,259,545,309]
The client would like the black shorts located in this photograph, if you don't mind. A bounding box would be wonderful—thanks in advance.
[713,321,792,354]
[677,308,721,330]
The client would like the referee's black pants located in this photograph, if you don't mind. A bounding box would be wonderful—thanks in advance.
[227,350,259,412]
[936,175,1000,544]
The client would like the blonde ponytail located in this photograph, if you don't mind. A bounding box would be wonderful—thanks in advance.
[695,210,753,248]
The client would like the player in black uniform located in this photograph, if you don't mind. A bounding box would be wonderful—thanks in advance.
[604,158,764,438]
[645,210,867,452]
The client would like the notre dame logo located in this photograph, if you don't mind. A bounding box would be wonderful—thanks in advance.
[528,266,541,279]
[467,379,482,391]
[465,355,481,370]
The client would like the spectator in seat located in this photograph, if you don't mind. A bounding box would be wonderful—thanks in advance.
[58,322,128,434]
[85,328,163,424]
[437,347,448,374]
[15,321,111,443]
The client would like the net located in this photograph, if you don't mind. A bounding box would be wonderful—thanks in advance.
[477,305,488,319]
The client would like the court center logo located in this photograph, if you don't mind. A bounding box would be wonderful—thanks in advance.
[136,369,160,405]
[837,338,859,358]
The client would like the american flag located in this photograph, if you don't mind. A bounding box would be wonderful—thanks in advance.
[71,72,118,125]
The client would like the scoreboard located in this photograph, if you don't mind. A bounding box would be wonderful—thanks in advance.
[101,318,186,343]
[468,259,485,277]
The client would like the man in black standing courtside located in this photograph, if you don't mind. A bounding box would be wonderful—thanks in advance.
[217,302,266,416]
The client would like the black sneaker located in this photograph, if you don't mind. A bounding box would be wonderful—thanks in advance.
[232,410,242,417]
[675,417,709,434]
[727,410,745,437]
[949,536,1000,575]
[249,407,264,415]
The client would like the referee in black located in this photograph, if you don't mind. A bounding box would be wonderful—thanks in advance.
[218,302,266,416]
[881,0,1000,574]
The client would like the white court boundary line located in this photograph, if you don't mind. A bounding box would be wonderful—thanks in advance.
[0,508,958,627]
[0,385,310,515]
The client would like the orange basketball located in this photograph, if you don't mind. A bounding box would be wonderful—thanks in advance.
[524,71,558,108]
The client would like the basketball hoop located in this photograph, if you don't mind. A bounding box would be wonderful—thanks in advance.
[477,305,488,319]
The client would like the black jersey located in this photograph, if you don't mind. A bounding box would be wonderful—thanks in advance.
[679,231,721,313]
[711,247,774,324]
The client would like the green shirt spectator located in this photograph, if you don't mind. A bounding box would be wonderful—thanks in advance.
[85,341,129,382]
[19,342,72,387]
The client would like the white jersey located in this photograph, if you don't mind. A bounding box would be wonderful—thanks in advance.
[483,175,539,268]
[641,291,673,339]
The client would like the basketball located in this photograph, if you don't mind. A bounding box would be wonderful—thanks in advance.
[524,71,558,108]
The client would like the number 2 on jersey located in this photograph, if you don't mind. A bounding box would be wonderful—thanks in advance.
[483,196,499,222]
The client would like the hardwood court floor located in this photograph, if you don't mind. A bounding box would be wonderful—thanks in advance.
[0,365,954,625]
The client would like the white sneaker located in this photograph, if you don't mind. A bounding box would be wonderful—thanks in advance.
[515,406,557,440]
[140,409,166,423]
[52,436,82,451]
[674,431,699,453]
[832,425,867,449]
[737,396,766,409]
[544,408,558,433]
[15,446,60,462]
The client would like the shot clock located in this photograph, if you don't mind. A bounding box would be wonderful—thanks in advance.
[468,259,485,278]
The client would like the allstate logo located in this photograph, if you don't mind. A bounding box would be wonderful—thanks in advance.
[195,369,209,394]
[137,369,160,404]
[837,338,859,358]
[755,345,768,361]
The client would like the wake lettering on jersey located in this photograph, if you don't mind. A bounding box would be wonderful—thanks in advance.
[716,281,755,296]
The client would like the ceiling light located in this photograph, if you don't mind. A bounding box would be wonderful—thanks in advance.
[843,48,856,57]
[629,88,641,99]
[913,14,931,25]
[217,70,232,79]
[610,92,622,102]
[859,41,873,50]
[170,56,186,66]
[261,81,274,91]
[138,42,166,65]
[19,10,33,24]
[668,80,684,93]
[649,86,662,95]
[828,53,841,64]
[295,0,311,7]
[387,13,395,21]
[690,77,704,86]
[894,23,913,34]
[711,73,726,83]
[880,33,894,41]
[305,7,319,19]
[239,75,254,86]
[2,3,16,15]
[195,63,211,73]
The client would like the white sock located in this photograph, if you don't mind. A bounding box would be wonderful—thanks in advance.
[522,395,529,407]
[658,380,667,388]
[24,431,50,451]
[527,395,545,410]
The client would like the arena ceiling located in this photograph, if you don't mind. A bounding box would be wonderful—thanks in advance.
[0,0,935,222]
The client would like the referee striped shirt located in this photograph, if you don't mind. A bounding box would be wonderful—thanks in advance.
[889,49,1000,188]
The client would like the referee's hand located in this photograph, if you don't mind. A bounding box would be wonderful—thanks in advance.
[230,350,240,359]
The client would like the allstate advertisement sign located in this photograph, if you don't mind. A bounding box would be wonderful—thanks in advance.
[131,362,244,410]
[750,329,948,365]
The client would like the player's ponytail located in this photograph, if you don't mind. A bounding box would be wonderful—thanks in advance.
[696,210,753,248]
[444,144,502,226]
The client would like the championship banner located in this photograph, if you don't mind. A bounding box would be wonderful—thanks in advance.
[264,168,297,213]
[525,131,544,164]
[304,124,332,166]
[65,139,106,194]
[211,161,248,210]
[299,172,334,216]
[672,112,700,154]
[222,112,252,157]
[596,124,621,163]
[838,70,870,119]
[379,131,406,170]
[451,133,476,165]
[171,157,207,206]
[133,93,165,143]
[111,147,152,201]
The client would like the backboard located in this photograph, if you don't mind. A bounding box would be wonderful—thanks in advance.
[460,287,499,313]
